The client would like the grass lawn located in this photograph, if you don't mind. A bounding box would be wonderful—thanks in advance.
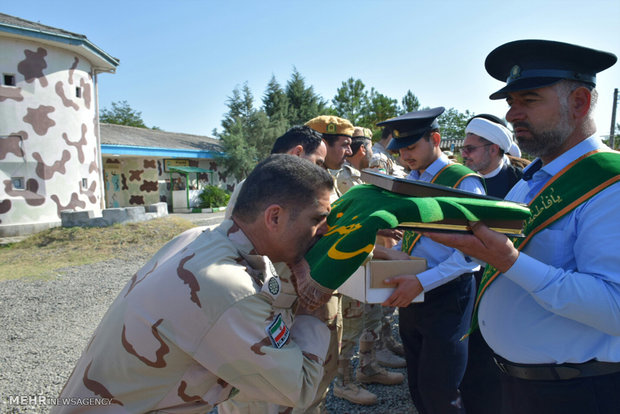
[0,216,195,281]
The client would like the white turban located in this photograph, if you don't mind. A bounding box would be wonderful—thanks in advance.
[465,117,521,157]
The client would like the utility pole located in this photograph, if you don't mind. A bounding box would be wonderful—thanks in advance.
[610,88,618,150]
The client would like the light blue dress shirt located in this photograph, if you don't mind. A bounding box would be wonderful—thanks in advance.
[479,136,620,364]
[396,154,485,291]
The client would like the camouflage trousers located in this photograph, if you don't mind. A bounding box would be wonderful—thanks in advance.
[340,295,382,361]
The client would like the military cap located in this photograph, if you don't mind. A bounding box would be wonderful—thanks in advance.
[485,39,617,100]
[305,115,355,137]
[352,126,372,141]
[378,107,445,151]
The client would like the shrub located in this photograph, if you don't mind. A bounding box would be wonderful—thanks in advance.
[198,185,230,208]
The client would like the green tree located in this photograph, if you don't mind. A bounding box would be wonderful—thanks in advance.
[401,90,421,113]
[262,75,290,140]
[99,100,147,128]
[216,83,272,181]
[285,68,330,125]
[360,88,400,138]
[438,107,474,141]
[263,75,290,121]
[332,78,369,125]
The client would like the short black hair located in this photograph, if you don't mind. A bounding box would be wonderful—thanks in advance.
[322,134,347,147]
[420,128,440,142]
[271,125,323,155]
[350,138,371,156]
[233,154,333,222]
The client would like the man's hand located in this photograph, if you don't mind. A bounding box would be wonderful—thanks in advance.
[372,244,410,261]
[382,274,423,308]
[376,228,404,241]
[423,221,519,273]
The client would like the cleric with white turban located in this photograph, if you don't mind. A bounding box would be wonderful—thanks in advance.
[465,117,521,157]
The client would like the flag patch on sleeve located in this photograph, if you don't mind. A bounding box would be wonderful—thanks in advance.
[266,313,289,349]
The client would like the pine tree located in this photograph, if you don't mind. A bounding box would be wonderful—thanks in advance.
[438,107,474,142]
[360,88,400,137]
[401,90,421,114]
[216,83,271,181]
[285,68,330,125]
[262,75,290,140]
[332,78,369,125]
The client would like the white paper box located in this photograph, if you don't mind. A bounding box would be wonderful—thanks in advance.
[338,259,426,304]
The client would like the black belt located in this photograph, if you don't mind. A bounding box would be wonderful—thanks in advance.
[494,355,620,381]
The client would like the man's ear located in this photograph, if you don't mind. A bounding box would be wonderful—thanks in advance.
[264,204,283,232]
[570,87,592,120]
[430,132,441,146]
[288,145,304,157]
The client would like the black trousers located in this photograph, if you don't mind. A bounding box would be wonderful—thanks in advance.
[399,274,475,414]
[501,370,620,414]
[460,269,506,414]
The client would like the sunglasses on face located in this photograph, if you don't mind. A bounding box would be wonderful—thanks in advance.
[460,143,493,154]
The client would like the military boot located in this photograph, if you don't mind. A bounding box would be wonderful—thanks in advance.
[356,331,404,385]
[375,345,406,368]
[376,325,406,368]
[332,358,377,405]
[381,316,405,357]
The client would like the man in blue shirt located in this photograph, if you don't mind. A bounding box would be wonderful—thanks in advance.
[426,40,620,414]
[374,107,485,414]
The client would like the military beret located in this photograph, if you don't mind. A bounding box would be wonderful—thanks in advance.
[485,39,617,100]
[378,107,445,151]
[305,115,355,137]
[352,126,373,141]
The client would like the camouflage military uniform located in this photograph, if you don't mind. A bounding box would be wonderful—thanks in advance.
[370,142,406,178]
[53,220,329,413]
[330,163,404,405]
[218,292,341,414]
[218,182,342,414]
[335,163,363,195]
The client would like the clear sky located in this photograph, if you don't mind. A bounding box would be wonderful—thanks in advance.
[3,0,619,139]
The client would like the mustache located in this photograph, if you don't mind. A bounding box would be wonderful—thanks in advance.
[511,121,531,130]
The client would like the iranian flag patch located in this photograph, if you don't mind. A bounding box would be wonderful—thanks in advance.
[266,313,289,349]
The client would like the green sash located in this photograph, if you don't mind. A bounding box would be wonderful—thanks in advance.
[401,163,483,254]
[466,150,620,337]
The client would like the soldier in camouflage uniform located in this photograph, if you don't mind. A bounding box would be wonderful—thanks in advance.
[368,126,408,361]
[333,127,405,406]
[219,117,353,414]
[52,155,334,414]
[369,125,407,178]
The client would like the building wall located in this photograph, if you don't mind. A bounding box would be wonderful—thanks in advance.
[0,36,103,236]
[102,156,235,209]
[103,157,159,208]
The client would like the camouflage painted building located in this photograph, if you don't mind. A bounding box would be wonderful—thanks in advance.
[100,123,230,211]
[0,13,234,237]
[0,13,118,237]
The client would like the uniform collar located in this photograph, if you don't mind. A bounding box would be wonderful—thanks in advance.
[523,135,604,181]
